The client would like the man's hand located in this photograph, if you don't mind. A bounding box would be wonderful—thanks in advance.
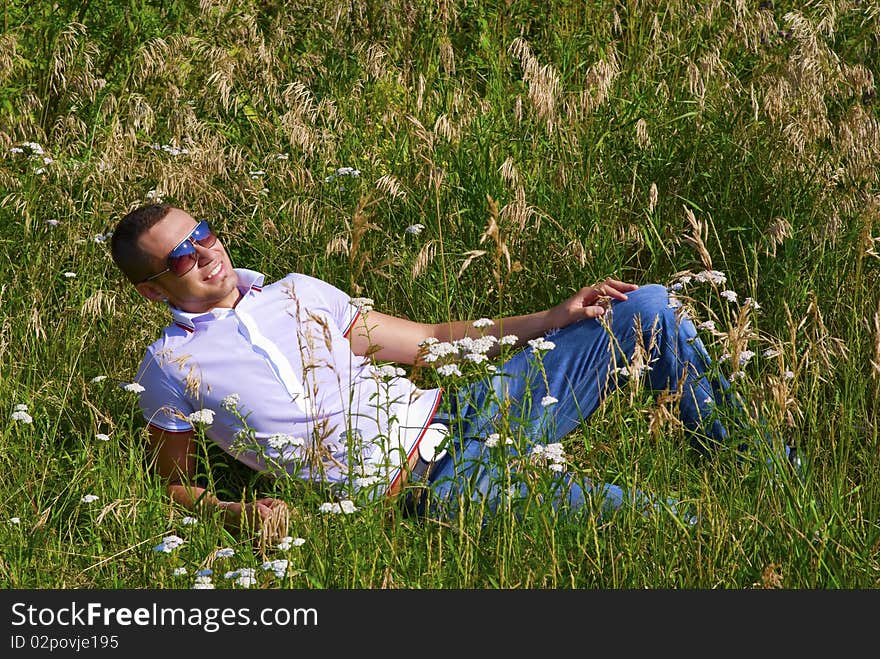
[548,278,639,327]
[220,497,289,535]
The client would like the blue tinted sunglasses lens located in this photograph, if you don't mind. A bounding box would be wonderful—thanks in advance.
[166,221,217,276]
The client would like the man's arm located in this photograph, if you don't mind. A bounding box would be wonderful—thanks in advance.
[147,425,287,530]
[348,278,638,364]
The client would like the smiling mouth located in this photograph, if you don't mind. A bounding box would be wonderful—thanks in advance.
[204,261,222,281]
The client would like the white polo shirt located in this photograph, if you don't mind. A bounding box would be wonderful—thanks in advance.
[135,268,442,497]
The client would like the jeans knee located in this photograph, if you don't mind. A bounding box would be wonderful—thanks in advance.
[620,284,670,323]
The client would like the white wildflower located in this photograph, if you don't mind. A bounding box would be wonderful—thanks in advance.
[81,494,99,504]
[221,393,240,411]
[10,410,32,423]
[187,409,215,425]
[96,433,111,442]
[350,297,374,313]
[744,297,761,310]
[153,534,184,552]
[234,568,257,588]
[419,337,439,346]
[319,500,358,514]
[720,290,737,303]
[191,575,214,589]
[738,350,756,366]
[374,365,405,378]
[336,167,360,177]
[667,296,682,309]
[698,320,716,331]
[485,433,500,448]
[541,395,559,407]
[62,272,76,278]
[181,516,198,526]
[46,219,60,226]
[499,334,518,346]
[215,547,234,559]
[90,375,107,383]
[472,318,494,329]
[122,382,145,393]
[261,559,289,579]
[10,517,21,524]
[528,338,555,352]
[437,364,462,377]
[784,370,795,380]
[464,353,488,364]
[172,567,187,576]
[694,270,727,285]
[405,224,425,235]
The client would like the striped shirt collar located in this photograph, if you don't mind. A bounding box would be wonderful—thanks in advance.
[168,268,266,331]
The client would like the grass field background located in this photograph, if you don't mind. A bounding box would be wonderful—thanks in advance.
[1,0,879,588]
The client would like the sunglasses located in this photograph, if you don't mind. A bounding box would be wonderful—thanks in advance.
[139,220,218,283]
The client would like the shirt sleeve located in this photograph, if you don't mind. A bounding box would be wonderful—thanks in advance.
[135,350,195,432]
[290,273,361,336]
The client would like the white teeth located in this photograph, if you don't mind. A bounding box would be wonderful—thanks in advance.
[207,262,221,279]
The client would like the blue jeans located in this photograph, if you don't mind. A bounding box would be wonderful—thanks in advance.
[417,284,751,522]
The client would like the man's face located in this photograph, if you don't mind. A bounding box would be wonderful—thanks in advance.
[135,208,240,313]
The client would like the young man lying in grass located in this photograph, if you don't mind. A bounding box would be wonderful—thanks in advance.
[110,203,798,533]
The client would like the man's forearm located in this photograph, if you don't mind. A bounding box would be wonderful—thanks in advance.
[167,483,240,522]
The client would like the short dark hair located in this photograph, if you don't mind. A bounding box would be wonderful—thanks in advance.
[110,203,174,283]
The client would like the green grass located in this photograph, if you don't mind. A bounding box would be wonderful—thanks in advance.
[1,0,879,588]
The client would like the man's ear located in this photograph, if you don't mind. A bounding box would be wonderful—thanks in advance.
[135,282,167,302]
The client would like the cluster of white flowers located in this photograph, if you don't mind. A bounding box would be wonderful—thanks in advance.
[215,548,235,559]
[374,364,405,379]
[541,395,558,407]
[225,568,257,588]
[698,320,716,331]
[350,297,374,313]
[738,350,756,366]
[9,142,53,174]
[121,382,145,393]
[221,393,240,411]
[527,338,555,353]
[720,290,737,303]
[150,142,189,156]
[324,166,360,183]
[46,219,60,226]
[277,536,306,550]
[743,297,761,310]
[405,223,425,235]
[187,409,215,425]
[667,296,682,309]
[319,500,358,514]
[10,517,21,525]
[531,443,566,472]
[436,364,462,377]
[693,270,727,285]
[265,433,304,462]
[93,232,112,243]
[172,567,188,576]
[262,559,288,578]
[181,516,198,526]
[63,272,76,278]
[763,348,781,358]
[11,404,32,424]
[249,169,266,179]
[81,494,99,504]
[499,334,518,346]
[154,535,184,553]
[352,462,383,489]
[472,318,494,329]
[90,375,107,383]
[96,433,110,442]
[192,575,214,590]
[485,433,513,448]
